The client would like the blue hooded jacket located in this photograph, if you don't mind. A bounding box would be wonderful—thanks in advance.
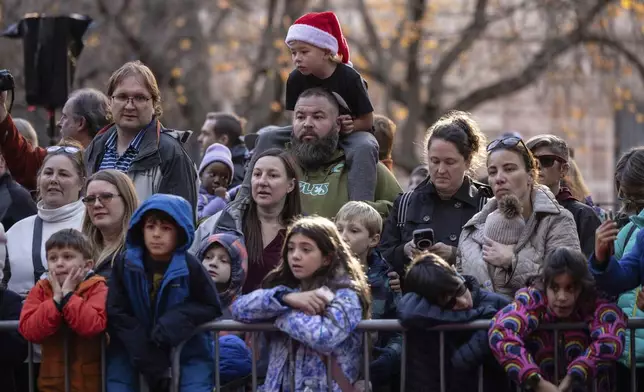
[106,194,222,392]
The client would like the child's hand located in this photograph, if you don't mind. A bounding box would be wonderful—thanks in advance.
[338,114,354,134]
[283,291,331,315]
[49,271,63,303]
[557,375,572,392]
[61,267,85,296]
[214,186,228,199]
[387,271,401,293]
[637,288,644,312]
[594,220,619,264]
[535,379,559,392]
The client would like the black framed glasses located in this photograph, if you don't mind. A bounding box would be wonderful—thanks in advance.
[46,146,81,155]
[112,94,151,106]
[82,192,121,205]
[535,154,566,168]
[486,136,529,152]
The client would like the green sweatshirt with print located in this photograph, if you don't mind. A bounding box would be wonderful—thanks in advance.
[294,150,402,219]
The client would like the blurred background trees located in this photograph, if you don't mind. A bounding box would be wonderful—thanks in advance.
[1,0,644,201]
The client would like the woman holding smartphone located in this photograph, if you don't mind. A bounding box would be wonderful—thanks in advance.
[380,111,491,277]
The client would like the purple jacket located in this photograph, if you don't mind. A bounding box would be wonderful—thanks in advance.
[197,187,229,221]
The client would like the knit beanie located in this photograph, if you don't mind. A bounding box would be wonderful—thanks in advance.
[198,143,234,177]
[484,195,525,245]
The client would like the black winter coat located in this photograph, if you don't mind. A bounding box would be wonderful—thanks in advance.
[556,188,601,257]
[379,176,491,277]
[0,172,37,231]
[397,276,511,392]
[0,288,28,392]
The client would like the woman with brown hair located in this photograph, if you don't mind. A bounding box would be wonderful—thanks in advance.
[457,135,580,297]
[82,170,139,278]
[191,148,302,293]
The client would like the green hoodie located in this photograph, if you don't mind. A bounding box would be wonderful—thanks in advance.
[294,149,402,219]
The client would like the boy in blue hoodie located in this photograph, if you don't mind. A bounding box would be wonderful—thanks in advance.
[106,194,222,392]
[335,201,401,389]
[198,233,251,385]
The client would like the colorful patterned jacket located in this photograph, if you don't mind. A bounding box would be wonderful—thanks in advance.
[488,287,626,391]
[231,286,363,392]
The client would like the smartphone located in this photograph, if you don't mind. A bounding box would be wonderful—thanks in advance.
[413,228,435,251]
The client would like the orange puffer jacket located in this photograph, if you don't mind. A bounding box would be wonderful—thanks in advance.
[19,274,108,392]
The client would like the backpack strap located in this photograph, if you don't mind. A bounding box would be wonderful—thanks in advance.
[625,224,638,247]
[396,191,414,228]
[32,216,46,284]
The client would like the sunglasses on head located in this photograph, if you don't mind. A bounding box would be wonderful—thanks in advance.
[486,136,529,152]
[46,146,81,155]
[535,154,566,168]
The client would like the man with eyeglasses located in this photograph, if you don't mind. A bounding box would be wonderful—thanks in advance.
[84,61,198,214]
[0,86,109,191]
[526,134,600,257]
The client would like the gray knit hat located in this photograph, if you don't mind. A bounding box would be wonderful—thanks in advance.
[484,195,525,245]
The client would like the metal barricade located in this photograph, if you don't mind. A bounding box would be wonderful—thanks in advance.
[170,318,644,392]
[0,320,107,392]
[3,317,644,392]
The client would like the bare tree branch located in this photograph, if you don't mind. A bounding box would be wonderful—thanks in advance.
[446,0,613,116]
[583,33,644,81]
[356,0,384,68]
[427,0,489,104]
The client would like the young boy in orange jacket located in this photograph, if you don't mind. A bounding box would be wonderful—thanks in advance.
[19,229,107,392]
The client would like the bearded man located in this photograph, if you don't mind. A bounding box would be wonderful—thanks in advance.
[288,87,401,218]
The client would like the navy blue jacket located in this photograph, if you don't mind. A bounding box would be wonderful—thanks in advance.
[106,194,222,392]
[398,276,510,392]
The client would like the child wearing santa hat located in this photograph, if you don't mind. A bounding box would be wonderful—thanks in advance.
[246,11,379,203]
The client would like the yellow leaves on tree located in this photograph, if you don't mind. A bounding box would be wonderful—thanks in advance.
[175,17,186,28]
[171,67,183,78]
[270,101,282,112]
[218,0,230,9]
[179,38,192,51]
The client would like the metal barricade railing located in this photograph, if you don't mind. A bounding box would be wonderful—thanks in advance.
[3,317,644,392]
[170,318,644,392]
[0,320,107,392]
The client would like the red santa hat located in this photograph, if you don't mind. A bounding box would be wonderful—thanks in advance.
[285,11,350,64]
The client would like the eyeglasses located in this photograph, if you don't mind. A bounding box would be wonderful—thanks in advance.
[535,154,566,168]
[111,94,151,106]
[46,146,81,155]
[82,192,121,205]
[486,136,529,152]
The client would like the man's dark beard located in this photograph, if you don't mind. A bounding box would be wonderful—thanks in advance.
[291,130,339,170]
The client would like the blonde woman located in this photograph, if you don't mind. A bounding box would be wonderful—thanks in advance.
[564,158,607,221]
[82,170,139,278]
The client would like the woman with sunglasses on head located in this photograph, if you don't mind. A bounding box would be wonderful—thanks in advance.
[5,141,87,298]
[82,170,139,279]
[526,135,601,257]
[380,111,492,279]
[457,135,580,298]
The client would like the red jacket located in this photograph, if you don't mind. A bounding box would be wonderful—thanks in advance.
[0,115,46,191]
[19,274,108,392]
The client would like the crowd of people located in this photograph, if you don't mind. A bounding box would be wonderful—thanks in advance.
[0,9,642,392]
